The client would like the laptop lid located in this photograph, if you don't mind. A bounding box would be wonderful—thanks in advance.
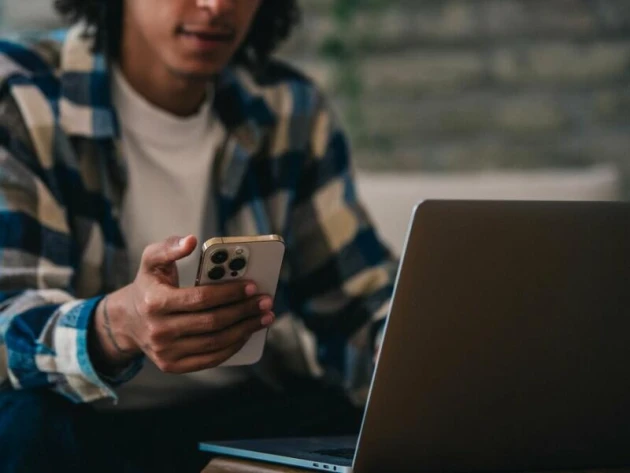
[354,200,630,473]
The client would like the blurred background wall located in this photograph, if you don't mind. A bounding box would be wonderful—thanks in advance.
[282,1,630,195]
[1,0,629,249]
[0,0,57,31]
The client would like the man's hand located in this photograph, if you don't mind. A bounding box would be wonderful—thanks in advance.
[90,235,275,374]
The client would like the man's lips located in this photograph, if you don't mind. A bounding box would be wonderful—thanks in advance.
[178,26,235,43]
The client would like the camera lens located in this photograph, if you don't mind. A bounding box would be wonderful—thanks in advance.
[211,250,229,265]
[229,258,247,272]
[208,266,226,281]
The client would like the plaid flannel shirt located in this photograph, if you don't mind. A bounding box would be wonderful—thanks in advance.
[0,26,397,404]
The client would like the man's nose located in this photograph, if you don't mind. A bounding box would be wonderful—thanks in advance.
[195,0,235,13]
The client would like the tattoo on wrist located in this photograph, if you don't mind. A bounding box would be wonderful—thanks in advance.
[102,296,134,356]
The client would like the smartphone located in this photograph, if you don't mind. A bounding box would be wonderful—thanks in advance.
[195,235,286,367]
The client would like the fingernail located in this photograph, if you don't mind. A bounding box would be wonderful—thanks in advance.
[245,284,258,297]
[261,314,275,326]
[178,237,187,247]
[259,298,272,311]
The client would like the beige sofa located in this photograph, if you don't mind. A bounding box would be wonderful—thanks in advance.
[356,164,621,255]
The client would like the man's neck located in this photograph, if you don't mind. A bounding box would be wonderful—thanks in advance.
[118,54,208,118]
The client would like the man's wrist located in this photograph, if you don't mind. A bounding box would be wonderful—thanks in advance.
[90,290,141,374]
[103,295,138,354]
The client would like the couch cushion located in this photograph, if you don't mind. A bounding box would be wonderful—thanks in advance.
[357,164,621,254]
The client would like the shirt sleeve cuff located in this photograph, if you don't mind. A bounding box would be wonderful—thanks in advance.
[58,296,144,403]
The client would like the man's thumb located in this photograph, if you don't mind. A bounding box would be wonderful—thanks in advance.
[142,235,197,269]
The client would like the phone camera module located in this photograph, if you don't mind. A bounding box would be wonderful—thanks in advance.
[208,266,226,281]
[211,250,229,265]
[229,258,247,272]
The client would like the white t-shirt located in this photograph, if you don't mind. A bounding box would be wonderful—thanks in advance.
[115,66,221,288]
[99,67,249,410]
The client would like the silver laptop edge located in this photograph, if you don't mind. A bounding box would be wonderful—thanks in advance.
[198,443,354,473]
[350,201,422,462]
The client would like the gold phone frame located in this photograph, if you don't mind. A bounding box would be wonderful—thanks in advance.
[196,234,285,285]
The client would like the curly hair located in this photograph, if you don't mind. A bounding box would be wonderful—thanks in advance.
[53,0,300,66]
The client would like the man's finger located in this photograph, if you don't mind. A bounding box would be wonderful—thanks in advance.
[141,235,197,270]
[167,313,273,360]
[166,295,272,336]
[156,281,259,315]
[161,340,248,374]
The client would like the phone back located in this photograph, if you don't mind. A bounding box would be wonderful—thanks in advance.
[196,236,286,366]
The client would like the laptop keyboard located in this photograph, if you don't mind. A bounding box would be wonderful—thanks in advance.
[311,448,356,459]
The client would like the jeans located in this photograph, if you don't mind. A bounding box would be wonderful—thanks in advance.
[0,379,363,473]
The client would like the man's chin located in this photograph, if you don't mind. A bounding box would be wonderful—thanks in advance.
[167,66,221,82]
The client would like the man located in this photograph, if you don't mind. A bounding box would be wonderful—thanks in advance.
[0,0,397,472]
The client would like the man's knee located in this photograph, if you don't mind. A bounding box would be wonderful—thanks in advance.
[0,389,91,472]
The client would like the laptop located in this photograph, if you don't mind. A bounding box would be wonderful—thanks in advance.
[200,200,630,473]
